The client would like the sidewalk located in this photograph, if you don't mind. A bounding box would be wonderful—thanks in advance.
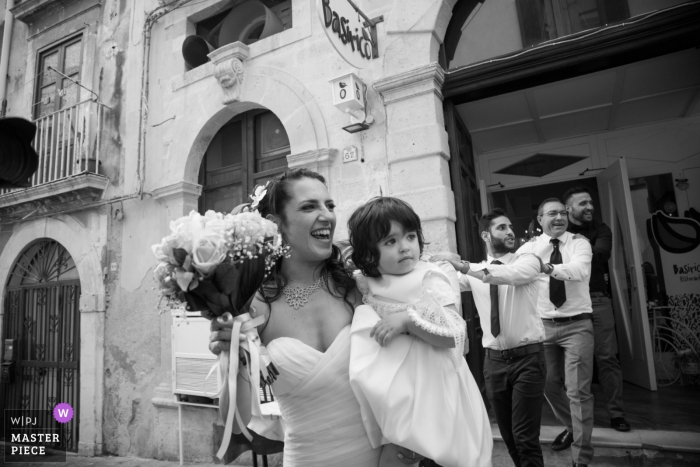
[2,453,232,467]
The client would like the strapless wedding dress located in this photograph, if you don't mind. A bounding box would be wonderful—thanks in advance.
[266,326,381,467]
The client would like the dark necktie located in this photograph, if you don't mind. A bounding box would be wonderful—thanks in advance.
[489,260,502,337]
[549,239,567,308]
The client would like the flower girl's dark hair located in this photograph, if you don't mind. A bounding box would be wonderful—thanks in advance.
[254,168,356,309]
[348,197,425,278]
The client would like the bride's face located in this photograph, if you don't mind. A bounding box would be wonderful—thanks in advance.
[279,177,337,263]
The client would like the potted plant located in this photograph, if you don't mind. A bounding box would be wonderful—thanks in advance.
[75,157,102,174]
[676,349,700,375]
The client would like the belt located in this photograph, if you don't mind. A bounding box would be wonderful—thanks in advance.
[485,342,543,360]
[590,291,609,297]
[542,313,592,323]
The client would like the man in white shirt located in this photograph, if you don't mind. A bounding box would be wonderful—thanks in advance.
[434,208,546,467]
[517,198,594,467]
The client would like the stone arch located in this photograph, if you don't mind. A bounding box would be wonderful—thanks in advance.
[172,65,330,185]
[0,217,105,309]
[382,0,457,76]
[0,216,106,456]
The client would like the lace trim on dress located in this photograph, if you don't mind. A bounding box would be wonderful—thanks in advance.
[360,270,467,361]
[406,295,466,362]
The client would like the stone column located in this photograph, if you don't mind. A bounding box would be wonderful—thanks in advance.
[150,181,203,384]
[78,294,106,456]
[374,63,457,253]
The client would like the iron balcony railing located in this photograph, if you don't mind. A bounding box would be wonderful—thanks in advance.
[1,99,107,195]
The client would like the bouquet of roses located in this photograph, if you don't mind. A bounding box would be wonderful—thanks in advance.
[152,201,287,459]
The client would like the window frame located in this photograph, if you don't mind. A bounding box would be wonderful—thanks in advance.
[33,33,84,120]
[198,109,291,213]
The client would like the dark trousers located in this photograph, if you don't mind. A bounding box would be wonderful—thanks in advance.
[484,349,547,467]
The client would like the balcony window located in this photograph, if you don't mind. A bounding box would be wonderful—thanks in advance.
[34,37,82,119]
[198,109,290,213]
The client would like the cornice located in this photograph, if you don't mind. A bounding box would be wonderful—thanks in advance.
[374,63,445,104]
[12,0,98,24]
[151,181,203,202]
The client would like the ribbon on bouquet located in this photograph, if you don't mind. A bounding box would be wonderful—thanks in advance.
[204,312,271,459]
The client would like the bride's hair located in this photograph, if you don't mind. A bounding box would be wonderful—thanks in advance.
[348,196,426,277]
[255,168,356,309]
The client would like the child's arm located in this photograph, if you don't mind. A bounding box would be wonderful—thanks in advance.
[370,311,455,348]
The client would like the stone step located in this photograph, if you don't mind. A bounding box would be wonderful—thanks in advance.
[493,425,700,467]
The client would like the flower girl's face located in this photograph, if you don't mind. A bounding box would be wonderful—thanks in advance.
[376,221,420,276]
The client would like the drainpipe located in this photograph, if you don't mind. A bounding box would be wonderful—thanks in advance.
[0,0,15,117]
[135,0,192,197]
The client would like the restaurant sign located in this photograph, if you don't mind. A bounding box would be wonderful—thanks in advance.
[317,0,382,69]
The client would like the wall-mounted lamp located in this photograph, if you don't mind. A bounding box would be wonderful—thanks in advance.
[329,72,374,134]
[675,178,689,190]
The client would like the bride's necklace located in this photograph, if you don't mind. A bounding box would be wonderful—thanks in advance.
[283,274,326,310]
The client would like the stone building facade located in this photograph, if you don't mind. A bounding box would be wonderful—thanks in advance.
[1,0,699,463]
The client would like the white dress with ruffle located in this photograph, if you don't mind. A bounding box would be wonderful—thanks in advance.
[263,326,382,466]
[349,261,493,467]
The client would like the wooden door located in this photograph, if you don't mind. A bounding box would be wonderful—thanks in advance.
[444,100,486,386]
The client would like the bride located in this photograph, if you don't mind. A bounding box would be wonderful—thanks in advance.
[208,168,423,466]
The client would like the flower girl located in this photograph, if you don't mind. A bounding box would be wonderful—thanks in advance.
[347,197,492,467]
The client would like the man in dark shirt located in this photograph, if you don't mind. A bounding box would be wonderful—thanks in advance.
[564,187,631,432]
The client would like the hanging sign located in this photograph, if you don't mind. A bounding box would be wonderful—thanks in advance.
[649,211,700,349]
[317,0,382,69]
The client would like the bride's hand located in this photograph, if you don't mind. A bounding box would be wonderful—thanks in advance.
[209,313,233,355]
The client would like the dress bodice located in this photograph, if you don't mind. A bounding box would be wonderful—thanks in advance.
[265,326,381,467]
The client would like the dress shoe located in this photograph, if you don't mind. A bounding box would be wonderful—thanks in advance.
[551,429,574,451]
[611,417,631,432]
[572,463,588,467]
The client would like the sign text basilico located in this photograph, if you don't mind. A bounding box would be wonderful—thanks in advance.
[317,0,382,69]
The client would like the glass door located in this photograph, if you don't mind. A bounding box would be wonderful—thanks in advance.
[597,158,656,390]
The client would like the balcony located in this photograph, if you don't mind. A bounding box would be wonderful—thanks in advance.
[0,99,109,222]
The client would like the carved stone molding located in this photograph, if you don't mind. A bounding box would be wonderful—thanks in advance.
[374,63,445,105]
[208,42,250,105]
[286,148,338,187]
[151,181,202,202]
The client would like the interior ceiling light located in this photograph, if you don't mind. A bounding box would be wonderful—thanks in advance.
[495,154,588,178]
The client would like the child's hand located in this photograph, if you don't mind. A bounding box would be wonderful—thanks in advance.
[370,312,409,346]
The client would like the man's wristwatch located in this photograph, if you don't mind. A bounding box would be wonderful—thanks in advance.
[545,263,554,275]
[460,261,470,273]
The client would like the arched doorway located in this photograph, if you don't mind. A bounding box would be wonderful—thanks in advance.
[198,108,291,213]
[1,240,81,452]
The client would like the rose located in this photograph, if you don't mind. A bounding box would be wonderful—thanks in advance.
[191,229,228,275]
[170,210,205,234]
[152,230,192,266]
[153,262,179,294]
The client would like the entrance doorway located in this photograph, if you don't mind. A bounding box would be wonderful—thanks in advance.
[198,109,290,214]
[1,240,81,452]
